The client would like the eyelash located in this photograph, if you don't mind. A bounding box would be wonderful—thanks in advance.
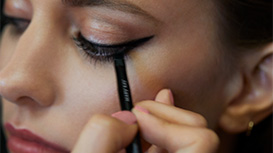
[73,33,153,64]
[4,16,30,32]
[4,16,153,64]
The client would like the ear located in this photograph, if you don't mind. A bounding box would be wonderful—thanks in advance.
[219,43,273,133]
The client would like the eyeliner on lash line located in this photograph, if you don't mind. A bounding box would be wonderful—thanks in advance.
[73,33,154,62]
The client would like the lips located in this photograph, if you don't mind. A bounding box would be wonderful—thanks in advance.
[5,123,70,153]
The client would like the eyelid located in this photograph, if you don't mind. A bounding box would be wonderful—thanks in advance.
[77,32,154,49]
[4,15,30,32]
[4,15,30,28]
[4,15,30,23]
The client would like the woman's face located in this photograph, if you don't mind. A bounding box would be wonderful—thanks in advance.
[0,0,235,151]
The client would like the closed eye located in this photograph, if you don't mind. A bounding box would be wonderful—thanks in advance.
[73,33,154,64]
[3,15,30,33]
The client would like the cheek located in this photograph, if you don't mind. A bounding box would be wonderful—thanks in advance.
[127,36,228,128]
[129,46,218,101]
[60,66,120,116]
[128,36,219,101]
[45,61,122,149]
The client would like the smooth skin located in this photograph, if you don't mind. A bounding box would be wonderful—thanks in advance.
[0,0,272,153]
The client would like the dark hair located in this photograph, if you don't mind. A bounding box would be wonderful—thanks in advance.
[216,0,272,49]
[0,1,8,153]
[0,0,5,32]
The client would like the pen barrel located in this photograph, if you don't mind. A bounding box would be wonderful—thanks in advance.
[126,132,142,153]
[114,54,142,153]
[114,55,133,110]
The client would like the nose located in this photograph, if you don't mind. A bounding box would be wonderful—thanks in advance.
[0,67,55,107]
[0,19,62,107]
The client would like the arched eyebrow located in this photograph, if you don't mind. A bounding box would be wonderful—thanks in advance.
[62,0,160,23]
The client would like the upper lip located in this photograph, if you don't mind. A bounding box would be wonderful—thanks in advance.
[5,123,70,153]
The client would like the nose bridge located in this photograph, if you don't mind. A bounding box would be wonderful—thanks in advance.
[0,13,65,107]
[18,16,63,68]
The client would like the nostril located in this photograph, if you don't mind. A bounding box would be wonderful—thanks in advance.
[17,96,38,106]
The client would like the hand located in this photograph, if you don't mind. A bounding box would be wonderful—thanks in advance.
[133,89,219,153]
[72,89,219,153]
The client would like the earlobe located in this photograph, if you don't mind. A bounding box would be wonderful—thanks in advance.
[219,44,273,134]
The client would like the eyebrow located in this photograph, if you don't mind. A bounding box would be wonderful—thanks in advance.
[62,0,160,23]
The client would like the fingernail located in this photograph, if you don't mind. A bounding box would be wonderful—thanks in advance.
[168,89,174,105]
[134,106,150,114]
[111,111,137,125]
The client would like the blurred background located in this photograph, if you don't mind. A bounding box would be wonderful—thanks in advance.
[1,0,8,152]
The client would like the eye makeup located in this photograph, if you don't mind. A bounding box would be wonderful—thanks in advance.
[3,13,154,65]
[73,32,153,63]
[3,15,30,32]
[70,6,157,41]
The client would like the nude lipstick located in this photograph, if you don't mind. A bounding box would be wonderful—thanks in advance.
[5,123,69,153]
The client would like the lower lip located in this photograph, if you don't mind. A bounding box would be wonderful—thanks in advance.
[8,135,68,153]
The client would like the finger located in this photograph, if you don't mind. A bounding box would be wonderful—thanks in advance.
[148,89,172,153]
[72,112,138,153]
[135,101,208,127]
[132,108,219,153]
[147,145,168,153]
[154,89,174,105]
[152,89,198,153]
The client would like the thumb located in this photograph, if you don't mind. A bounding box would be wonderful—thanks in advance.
[72,112,138,153]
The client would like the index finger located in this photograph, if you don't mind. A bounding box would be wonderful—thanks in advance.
[135,101,208,127]
[72,113,138,153]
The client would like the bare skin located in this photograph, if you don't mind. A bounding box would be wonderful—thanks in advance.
[0,0,272,153]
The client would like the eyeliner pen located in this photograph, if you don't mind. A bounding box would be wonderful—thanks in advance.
[114,53,142,153]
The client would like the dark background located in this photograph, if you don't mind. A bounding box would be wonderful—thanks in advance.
[1,0,8,152]
[1,0,5,32]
